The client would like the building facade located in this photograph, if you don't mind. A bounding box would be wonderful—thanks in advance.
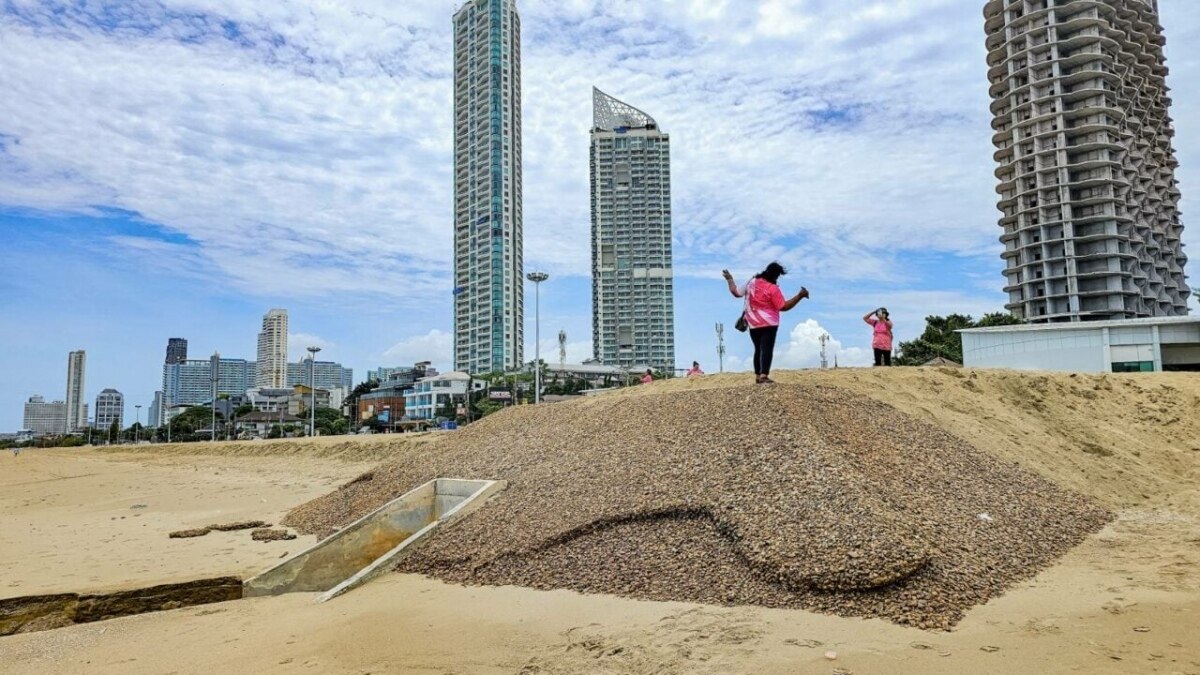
[590,88,676,371]
[23,395,66,436]
[985,0,1190,322]
[403,372,470,421]
[165,338,188,365]
[163,358,256,406]
[961,316,1200,372]
[65,350,87,432]
[286,360,353,392]
[94,388,124,432]
[255,309,289,388]
[367,362,434,384]
[452,0,524,375]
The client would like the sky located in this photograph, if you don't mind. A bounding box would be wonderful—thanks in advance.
[1,0,1198,431]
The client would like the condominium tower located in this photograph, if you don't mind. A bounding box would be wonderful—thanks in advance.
[94,388,124,431]
[255,309,289,387]
[985,0,1190,322]
[165,338,188,364]
[590,88,676,371]
[452,0,524,374]
[65,350,87,432]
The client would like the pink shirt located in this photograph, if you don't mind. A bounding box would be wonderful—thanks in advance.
[686,367,703,378]
[641,374,653,384]
[741,279,785,329]
[868,317,894,351]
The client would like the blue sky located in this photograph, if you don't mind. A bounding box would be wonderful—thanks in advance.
[1,0,1198,431]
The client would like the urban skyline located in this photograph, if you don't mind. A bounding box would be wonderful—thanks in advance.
[3,1,1199,432]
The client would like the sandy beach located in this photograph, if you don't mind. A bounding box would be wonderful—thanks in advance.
[2,369,1199,674]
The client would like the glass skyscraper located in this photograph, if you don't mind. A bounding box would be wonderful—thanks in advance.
[452,0,524,374]
[590,88,676,371]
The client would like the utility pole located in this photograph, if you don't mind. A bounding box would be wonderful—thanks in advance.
[819,333,830,370]
[210,351,220,442]
[526,272,549,404]
[715,323,726,373]
[307,346,322,437]
[134,405,142,445]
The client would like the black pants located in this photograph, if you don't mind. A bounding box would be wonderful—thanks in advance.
[874,349,892,367]
[750,326,779,376]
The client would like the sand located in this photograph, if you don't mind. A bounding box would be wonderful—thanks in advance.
[1,368,1199,673]
[0,448,371,599]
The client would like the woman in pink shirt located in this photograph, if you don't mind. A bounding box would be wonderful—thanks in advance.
[863,307,894,366]
[641,369,654,384]
[723,262,810,384]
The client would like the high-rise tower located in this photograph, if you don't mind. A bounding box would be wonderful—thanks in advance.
[165,338,188,364]
[65,350,86,432]
[452,0,524,374]
[590,88,676,371]
[985,0,1189,322]
[255,309,289,388]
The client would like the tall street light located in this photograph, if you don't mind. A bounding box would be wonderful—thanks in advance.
[134,404,142,445]
[526,272,549,404]
[307,346,322,437]
[210,351,220,442]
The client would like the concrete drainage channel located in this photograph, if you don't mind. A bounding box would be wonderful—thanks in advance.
[1,478,505,636]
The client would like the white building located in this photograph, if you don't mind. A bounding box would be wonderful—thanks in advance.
[65,350,87,433]
[961,316,1200,373]
[590,88,676,372]
[94,388,124,431]
[452,0,525,375]
[23,395,66,436]
[255,309,289,388]
[403,372,470,421]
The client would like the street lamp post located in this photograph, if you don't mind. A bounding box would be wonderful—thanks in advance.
[134,405,142,445]
[526,272,549,404]
[307,346,321,437]
[210,351,220,442]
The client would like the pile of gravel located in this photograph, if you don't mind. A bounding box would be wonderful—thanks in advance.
[285,384,1111,629]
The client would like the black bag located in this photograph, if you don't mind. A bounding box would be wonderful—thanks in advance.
[735,314,748,332]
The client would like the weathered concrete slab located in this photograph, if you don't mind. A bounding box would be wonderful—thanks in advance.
[244,478,505,601]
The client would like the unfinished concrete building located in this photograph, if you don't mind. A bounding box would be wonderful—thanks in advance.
[985,0,1190,322]
[590,88,675,372]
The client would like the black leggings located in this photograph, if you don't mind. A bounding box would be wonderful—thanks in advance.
[750,326,779,376]
[874,349,892,367]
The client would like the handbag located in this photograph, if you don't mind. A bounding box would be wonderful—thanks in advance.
[734,280,751,332]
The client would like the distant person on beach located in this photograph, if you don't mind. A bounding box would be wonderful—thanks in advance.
[723,263,809,384]
[686,361,704,378]
[10,446,18,457]
[863,307,894,366]
[641,369,654,384]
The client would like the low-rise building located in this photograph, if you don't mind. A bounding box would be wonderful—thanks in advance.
[236,411,303,438]
[403,372,470,421]
[960,316,1200,373]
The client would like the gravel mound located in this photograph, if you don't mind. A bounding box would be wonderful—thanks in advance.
[285,384,1111,629]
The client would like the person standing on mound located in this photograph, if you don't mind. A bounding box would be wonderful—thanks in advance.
[863,307,894,366]
[723,263,809,384]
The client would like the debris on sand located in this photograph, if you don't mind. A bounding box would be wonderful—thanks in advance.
[208,520,270,532]
[287,384,1111,629]
[168,528,211,539]
[251,529,296,542]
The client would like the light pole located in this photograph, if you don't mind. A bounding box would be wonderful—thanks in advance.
[210,351,220,442]
[307,346,321,437]
[526,272,549,404]
[134,405,142,445]
[715,322,726,373]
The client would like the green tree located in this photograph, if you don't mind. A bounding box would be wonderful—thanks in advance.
[895,312,1025,365]
[108,419,120,445]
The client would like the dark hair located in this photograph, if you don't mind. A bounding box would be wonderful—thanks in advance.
[755,262,787,284]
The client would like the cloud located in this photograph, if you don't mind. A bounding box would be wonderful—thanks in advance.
[0,0,1020,304]
[382,330,453,372]
[775,318,872,369]
[287,333,335,362]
